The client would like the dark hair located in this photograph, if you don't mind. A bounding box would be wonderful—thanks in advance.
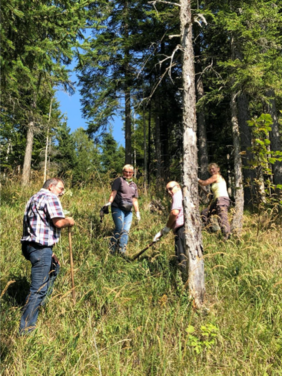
[43,178,64,189]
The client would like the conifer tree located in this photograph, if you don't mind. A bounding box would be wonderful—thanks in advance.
[100,132,125,175]
[53,122,77,178]
[72,128,101,184]
[1,0,88,185]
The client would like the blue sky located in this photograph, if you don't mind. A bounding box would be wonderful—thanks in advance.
[55,27,125,147]
[55,72,125,147]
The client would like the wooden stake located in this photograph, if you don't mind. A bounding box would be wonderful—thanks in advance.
[68,228,75,303]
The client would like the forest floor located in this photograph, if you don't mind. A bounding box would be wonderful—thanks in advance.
[1,179,282,375]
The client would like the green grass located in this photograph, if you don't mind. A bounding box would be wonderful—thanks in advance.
[1,180,282,375]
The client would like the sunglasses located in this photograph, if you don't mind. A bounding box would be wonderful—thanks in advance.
[166,185,177,193]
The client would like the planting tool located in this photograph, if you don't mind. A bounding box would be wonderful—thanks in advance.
[68,227,75,303]
[131,238,162,261]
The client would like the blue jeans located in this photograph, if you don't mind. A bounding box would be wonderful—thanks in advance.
[110,208,133,254]
[19,243,60,334]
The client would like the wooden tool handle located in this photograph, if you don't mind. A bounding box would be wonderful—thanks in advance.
[68,227,75,303]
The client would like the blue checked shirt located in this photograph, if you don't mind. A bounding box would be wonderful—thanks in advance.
[21,189,65,246]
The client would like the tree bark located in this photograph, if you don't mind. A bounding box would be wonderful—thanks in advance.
[155,109,162,182]
[124,86,132,164]
[194,30,209,182]
[196,76,209,181]
[180,0,205,307]
[148,103,151,186]
[237,93,256,205]
[143,98,147,194]
[196,74,210,204]
[230,92,244,235]
[267,91,282,187]
[44,97,53,183]
[124,4,132,165]
[22,121,35,186]
[256,166,266,204]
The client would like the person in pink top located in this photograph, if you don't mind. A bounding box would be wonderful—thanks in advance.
[153,181,187,282]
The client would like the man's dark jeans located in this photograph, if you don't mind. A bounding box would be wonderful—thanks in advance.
[19,242,59,334]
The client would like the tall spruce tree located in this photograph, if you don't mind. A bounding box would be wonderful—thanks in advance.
[1,0,88,185]
[72,128,101,184]
[78,0,151,163]
[100,132,125,175]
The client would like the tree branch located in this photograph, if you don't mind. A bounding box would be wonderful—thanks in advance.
[148,0,181,8]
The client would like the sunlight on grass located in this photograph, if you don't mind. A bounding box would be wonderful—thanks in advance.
[1,180,281,375]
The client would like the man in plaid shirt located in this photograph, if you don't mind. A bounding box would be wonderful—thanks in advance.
[20,178,75,335]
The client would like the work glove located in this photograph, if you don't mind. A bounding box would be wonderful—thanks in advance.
[136,212,141,221]
[104,202,111,207]
[153,226,170,242]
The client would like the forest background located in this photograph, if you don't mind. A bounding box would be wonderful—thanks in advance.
[1,0,282,374]
[1,0,281,195]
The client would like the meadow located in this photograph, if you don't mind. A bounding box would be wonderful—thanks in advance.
[1,178,282,375]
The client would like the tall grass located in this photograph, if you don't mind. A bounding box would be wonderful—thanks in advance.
[1,179,281,375]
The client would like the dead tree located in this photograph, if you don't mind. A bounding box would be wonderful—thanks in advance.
[149,0,205,305]
[180,0,205,306]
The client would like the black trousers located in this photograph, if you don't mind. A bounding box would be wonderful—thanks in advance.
[174,226,188,282]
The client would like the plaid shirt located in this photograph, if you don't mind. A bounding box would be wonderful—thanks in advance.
[21,189,65,246]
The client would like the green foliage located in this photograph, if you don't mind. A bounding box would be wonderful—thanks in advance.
[53,122,77,177]
[99,131,125,176]
[186,324,219,354]
[247,113,282,206]
[0,0,89,179]
[248,113,282,175]
[1,181,282,374]
[71,128,101,184]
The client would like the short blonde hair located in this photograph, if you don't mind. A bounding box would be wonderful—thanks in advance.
[208,163,220,173]
[123,164,134,171]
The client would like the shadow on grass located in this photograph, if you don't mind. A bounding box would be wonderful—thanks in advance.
[2,275,30,307]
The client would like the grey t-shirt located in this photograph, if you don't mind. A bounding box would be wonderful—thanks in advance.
[111,177,138,208]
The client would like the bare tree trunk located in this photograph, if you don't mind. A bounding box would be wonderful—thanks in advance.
[44,130,49,183]
[196,77,209,181]
[196,75,210,204]
[143,98,147,194]
[44,97,53,183]
[124,5,132,165]
[194,30,209,203]
[155,110,162,183]
[148,103,151,187]
[256,167,266,204]
[180,0,204,307]
[22,121,35,186]
[133,113,137,178]
[125,87,132,164]
[267,91,282,189]
[237,93,256,205]
[230,92,244,235]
